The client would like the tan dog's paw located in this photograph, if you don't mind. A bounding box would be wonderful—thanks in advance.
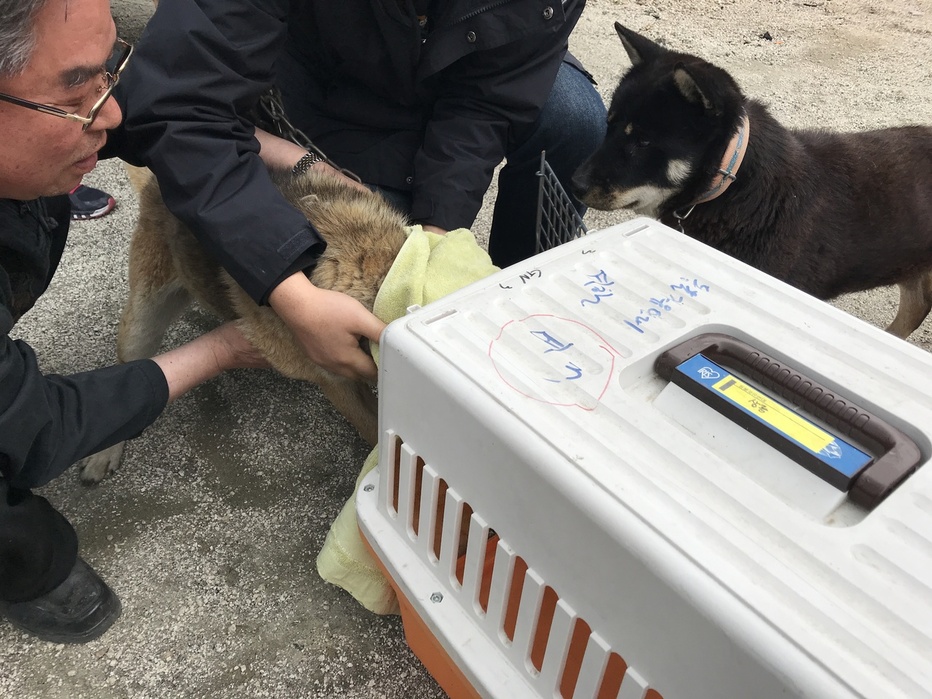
[79,442,126,483]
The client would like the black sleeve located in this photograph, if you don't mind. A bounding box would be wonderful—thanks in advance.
[410,0,586,230]
[0,323,169,489]
[108,0,325,304]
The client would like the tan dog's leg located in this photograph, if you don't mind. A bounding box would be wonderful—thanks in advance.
[79,218,192,483]
[887,271,932,339]
[318,377,379,447]
[232,299,381,447]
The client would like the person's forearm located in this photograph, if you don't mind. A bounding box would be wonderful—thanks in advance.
[0,337,169,489]
[151,325,257,402]
[254,128,370,192]
[114,1,316,304]
[254,128,308,171]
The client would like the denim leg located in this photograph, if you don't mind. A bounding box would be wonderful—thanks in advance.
[488,61,607,269]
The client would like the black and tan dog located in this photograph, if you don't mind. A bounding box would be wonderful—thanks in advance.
[79,168,407,482]
[571,23,932,339]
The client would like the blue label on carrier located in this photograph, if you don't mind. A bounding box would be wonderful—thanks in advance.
[675,354,873,485]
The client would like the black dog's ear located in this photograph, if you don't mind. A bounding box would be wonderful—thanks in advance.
[673,63,716,113]
[614,22,665,66]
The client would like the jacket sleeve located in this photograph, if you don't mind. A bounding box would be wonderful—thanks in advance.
[410,0,586,230]
[108,0,325,304]
[0,316,169,489]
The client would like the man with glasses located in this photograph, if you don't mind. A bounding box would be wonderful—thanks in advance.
[0,32,128,221]
[0,0,268,643]
[0,35,129,222]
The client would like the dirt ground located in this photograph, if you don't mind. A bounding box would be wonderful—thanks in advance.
[1,1,930,698]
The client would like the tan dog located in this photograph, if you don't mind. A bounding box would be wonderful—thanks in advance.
[79,168,408,482]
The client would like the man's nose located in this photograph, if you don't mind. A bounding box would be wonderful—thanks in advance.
[90,93,123,132]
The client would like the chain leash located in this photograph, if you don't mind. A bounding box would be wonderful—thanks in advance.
[252,87,363,184]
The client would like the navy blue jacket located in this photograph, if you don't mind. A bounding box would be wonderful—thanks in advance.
[108,0,585,303]
[0,197,168,489]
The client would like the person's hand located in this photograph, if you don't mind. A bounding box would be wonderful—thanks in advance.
[421,223,448,235]
[310,160,370,194]
[268,272,385,381]
[210,321,271,370]
[151,321,269,403]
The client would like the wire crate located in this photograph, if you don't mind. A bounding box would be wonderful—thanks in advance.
[535,151,587,254]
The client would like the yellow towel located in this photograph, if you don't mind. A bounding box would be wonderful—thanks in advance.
[316,226,499,614]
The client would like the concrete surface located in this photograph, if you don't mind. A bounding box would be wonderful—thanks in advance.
[1,1,930,697]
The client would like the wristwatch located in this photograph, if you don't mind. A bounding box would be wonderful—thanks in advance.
[292,150,325,176]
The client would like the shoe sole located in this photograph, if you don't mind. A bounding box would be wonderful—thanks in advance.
[71,198,116,221]
[1,594,121,644]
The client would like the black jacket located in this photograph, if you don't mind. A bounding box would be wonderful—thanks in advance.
[109,0,585,304]
[0,197,168,489]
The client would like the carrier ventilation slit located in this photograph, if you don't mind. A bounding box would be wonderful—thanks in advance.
[389,434,402,515]
[411,456,426,537]
[431,478,449,562]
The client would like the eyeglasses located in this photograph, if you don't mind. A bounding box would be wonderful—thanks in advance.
[0,38,133,131]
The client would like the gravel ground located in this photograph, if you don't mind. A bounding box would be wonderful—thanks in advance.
[1,1,929,697]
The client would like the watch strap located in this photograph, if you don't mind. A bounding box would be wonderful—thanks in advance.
[292,150,325,176]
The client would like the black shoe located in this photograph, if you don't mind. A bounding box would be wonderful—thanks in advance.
[0,557,121,643]
[69,184,116,220]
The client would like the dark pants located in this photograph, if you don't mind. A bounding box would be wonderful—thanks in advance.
[0,481,78,603]
[277,59,607,268]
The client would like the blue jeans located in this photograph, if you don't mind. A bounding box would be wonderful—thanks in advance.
[489,61,606,267]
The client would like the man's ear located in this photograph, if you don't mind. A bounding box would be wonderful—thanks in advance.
[614,22,665,66]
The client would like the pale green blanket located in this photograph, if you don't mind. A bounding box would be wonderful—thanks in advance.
[316,226,498,614]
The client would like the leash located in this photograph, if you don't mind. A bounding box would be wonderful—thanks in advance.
[251,87,363,184]
[673,111,750,232]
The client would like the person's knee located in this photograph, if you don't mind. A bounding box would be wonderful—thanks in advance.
[557,62,606,119]
[520,62,607,164]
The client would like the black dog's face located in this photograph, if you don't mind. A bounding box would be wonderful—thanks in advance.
[571,23,745,218]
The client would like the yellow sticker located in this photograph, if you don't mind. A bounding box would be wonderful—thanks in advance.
[712,376,833,453]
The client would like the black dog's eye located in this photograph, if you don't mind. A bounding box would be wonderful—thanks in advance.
[623,122,650,148]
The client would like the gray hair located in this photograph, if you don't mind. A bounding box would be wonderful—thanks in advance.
[0,0,49,77]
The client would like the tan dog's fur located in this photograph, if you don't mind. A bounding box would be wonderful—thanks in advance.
[79,167,408,482]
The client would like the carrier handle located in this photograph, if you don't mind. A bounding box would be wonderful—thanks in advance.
[655,333,922,508]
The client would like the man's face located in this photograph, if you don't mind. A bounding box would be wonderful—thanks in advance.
[0,0,122,200]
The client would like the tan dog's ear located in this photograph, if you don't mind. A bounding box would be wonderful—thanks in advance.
[123,163,154,195]
[614,22,664,66]
[296,193,323,223]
